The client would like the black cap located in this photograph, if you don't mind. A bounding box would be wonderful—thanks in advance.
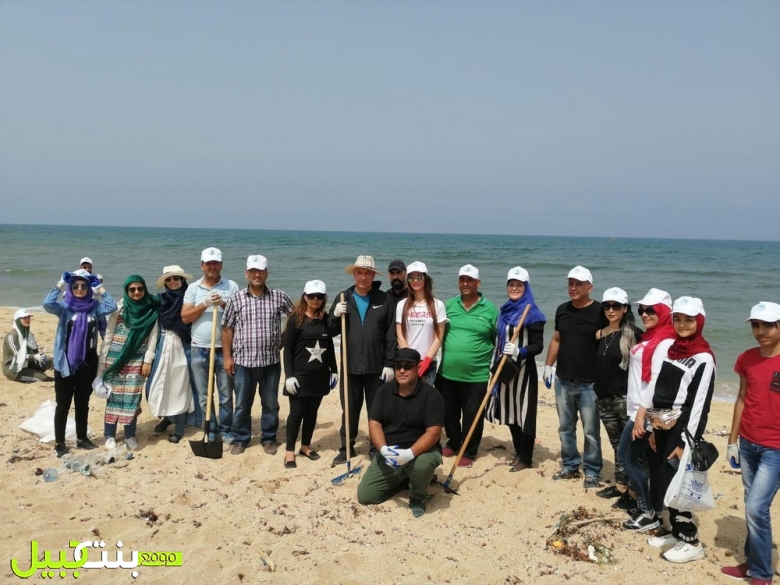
[394,348,421,364]
[388,259,406,272]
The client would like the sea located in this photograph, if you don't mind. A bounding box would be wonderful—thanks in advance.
[2,224,778,402]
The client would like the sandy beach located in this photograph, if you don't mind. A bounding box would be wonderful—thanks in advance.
[0,307,774,584]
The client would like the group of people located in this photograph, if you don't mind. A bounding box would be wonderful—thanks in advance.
[6,251,779,581]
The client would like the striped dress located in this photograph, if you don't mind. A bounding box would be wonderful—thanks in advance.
[104,314,149,425]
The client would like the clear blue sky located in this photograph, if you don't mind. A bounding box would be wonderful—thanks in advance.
[1,2,777,239]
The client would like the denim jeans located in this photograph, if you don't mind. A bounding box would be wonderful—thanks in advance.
[554,377,602,478]
[233,362,281,445]
[740,437,780,581]
[617,420,653,512]
[190,347,234,440]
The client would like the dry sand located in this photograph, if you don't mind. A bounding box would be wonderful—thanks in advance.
[0,308,774,584]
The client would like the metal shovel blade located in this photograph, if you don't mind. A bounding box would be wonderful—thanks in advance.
[190,435,223,459]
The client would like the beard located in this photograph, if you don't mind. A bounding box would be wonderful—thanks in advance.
[390,278,406,292]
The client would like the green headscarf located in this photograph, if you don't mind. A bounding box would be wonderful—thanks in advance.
[103,275,160,379]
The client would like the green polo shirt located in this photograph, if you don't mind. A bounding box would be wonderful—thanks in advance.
[439,293,498,383]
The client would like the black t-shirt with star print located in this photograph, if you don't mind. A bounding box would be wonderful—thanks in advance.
[282,315,338,397]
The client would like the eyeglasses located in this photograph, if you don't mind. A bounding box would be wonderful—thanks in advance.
[70,283,89,291]
[602,302,624,312]
[127,286,146,293]
[393,362,417,371]
[407,274,425,282]
[637,306,657,316]
[305,293,325,300]
[165,276,181,283]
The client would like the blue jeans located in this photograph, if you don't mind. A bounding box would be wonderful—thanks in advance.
[233,362,281,445]
[554,377,602,478]
[105,417,137,440]
[190,347,233,440]
[740,437,780,581]
[617,420,653,512]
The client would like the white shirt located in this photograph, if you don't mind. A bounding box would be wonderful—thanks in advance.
[626,338,674,420]
[395,298,448,357]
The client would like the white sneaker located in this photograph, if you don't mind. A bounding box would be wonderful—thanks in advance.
[648,533,679,548]
[125,437,138,450]
[663,541,705,563]
[105,437,117,449]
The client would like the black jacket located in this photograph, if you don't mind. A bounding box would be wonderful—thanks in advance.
[328,281,397,374]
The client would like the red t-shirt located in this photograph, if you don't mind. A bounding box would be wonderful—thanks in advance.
[734,348,780,449]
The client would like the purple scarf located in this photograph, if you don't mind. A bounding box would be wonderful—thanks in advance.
[64,282,98,369]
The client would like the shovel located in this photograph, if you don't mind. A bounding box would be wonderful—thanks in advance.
[435,304,530,494]
[332,293,363,485]
[190,308,223,459]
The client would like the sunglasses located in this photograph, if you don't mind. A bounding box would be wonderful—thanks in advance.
[165,276,182,283]
[127,286,146,293]
[394,362,417,371]
[602,302,624,312]
[637,306,657,316]
[305,293,325,300]
[407,274,425,282]
[70,283,89,291]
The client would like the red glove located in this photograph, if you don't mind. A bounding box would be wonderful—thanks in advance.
[418,356,433,377]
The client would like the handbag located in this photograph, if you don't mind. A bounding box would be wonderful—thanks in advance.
[490,356,521,385]
[684,427,719,472]
[663,439,715,512]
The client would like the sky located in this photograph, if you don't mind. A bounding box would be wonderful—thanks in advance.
[1,2,778,240]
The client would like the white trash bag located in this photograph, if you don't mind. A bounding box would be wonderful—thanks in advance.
[664,439,715,513]
[19,400,92,443]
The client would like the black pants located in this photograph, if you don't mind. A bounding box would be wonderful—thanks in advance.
[597,394,629,487]
[286,395,323,451]
[338,373,383,453]
[508,424,535,465]
[437,376,487,459]
[54,362,96,444]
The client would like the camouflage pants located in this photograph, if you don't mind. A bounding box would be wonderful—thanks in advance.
[597,395,629,487]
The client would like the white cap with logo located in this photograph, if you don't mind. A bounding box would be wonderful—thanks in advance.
[567,265,593,284]
[201,247,222,263]
[635,288,673,309]
[246,255,268,270]
[458,264,480,279]
[506,266,530,283]
[80,257,93,265]
[406,261,428,275]
[304,280,327,295]
[747,301,780,323]
[672,296,706,317]
[602,287,628,305]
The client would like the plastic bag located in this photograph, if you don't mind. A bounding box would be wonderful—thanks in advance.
[19,400,92,443]
[664,439,715,512]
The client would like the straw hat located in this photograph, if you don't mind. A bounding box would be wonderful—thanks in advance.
[344,255,380,275]
[156,265,193,289]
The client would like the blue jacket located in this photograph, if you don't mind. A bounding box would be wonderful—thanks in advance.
[43,287,117,377]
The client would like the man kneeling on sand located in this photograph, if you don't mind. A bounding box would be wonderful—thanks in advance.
[356,348,444,518]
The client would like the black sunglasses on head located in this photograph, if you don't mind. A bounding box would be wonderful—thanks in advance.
[637,306,657,316]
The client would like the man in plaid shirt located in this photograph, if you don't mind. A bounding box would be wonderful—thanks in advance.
[222,255,294,455]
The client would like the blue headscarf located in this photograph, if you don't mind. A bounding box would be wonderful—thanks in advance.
[496,281,546,353]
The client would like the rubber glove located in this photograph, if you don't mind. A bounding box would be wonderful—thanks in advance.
[543,365,556,389]
[203,293,221,307]
[384,445,415,468]
[334,302,348,317]
[503,342,519,358]
[285,377,300,395]
[380,445,397,459]
[727,442,740,468]
[329,373,338,389]
[418,356,433,377]
[381,367,394,383]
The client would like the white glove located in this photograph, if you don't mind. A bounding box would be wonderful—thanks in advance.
[57,273,67,290]
[503,342,519,358]
[381,367,394,383]
[380,445,396,459]
[285,377,300,395]
[329,373,338,389]
[93,285,106,296]
[543,365,556,389]
[34,353,46,367]
[334,302,348,317]
[727,442,740,469]
[203,293,221,307]
[384,445,415,468]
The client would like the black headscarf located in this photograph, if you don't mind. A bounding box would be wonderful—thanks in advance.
[158,280,191,342]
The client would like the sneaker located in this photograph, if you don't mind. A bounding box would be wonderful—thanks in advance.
[332,450,347,466]
[648,533,679,548]
[126,437,138,451]
[749,579,772,585]
[583,477,600,489]
[221,434,235,446]
[77,438,98,450]
[54,443,69,458]
[663,541,705,563]
[611,493,637,510]
[104,437,117,450]
[442,446,456,457]
[552,469,582,481]
[721,563,751,580]
[262,442,277,455]
[409,498,426,518]
[458,456,474,468]
[622,511,661,532]
[153,419,171,434]
[596,485,623,499]
[230,443,246,455]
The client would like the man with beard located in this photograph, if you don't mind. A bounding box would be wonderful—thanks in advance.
[386,259,408,309]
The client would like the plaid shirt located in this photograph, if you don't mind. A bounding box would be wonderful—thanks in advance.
[222,287,295,368]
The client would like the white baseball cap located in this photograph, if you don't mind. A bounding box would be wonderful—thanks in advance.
[201,247,222,262]
[602,287,628,304]
[304,280,327,295]
[635,288,673,308]
[14,308,33,319]
[506,266,530,283]
[747,301,780,323]
[672,296,706,317]
[567,265,593,284]
[246,255,268,270]
[79,257,93,265]
[406,261,428,275]
[458,264,480,279]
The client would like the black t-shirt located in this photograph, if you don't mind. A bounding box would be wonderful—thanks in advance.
[369,379,445,449]
[282,315,337,397]
[594,327,643,398]
[554,300,606,381]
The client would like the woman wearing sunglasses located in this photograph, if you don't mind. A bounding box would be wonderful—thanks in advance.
[395,261,448,384]
[97,276,160,450]
[282,280,338,469]
[594,287,642,497]
[44,269,117,457]
[146,265,197,444]
[617,289,676,521]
